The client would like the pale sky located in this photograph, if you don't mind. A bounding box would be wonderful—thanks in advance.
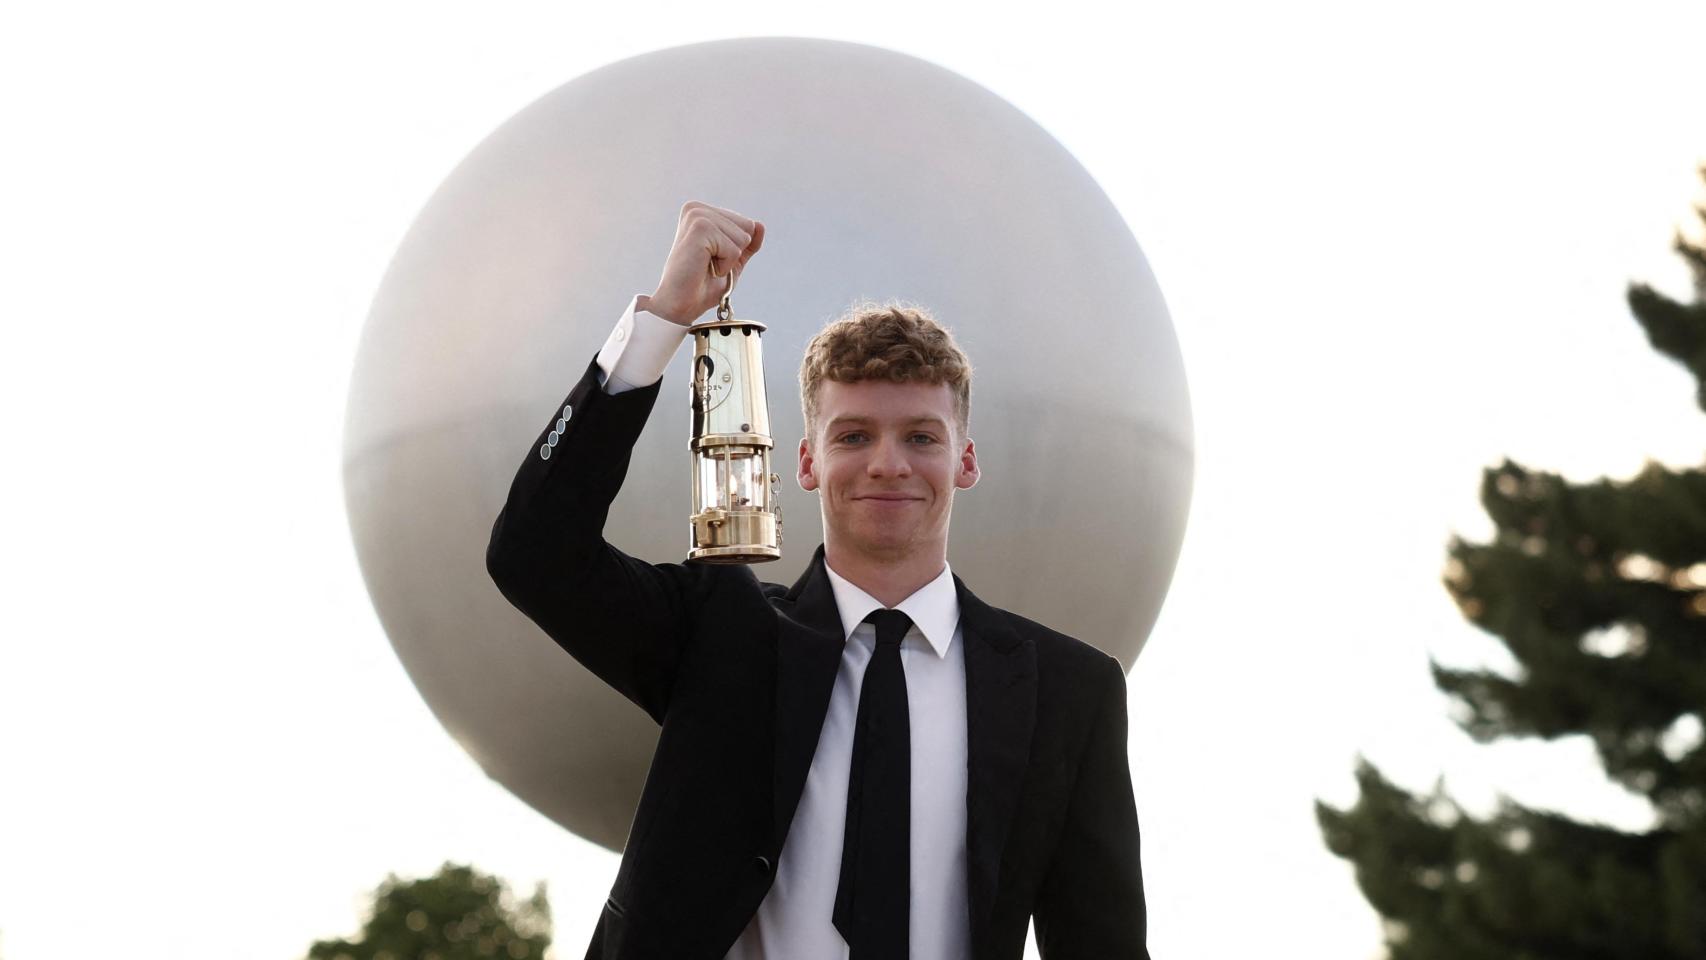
[3,3,1704,959]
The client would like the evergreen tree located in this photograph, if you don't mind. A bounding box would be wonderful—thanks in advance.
[305,862,551,960]
[1317,170,1706,959]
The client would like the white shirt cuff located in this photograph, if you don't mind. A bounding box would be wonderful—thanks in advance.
[597,294,691,394]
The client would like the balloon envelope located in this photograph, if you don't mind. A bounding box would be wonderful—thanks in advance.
[343,37,1193,851]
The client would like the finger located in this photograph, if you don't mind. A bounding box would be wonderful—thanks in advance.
[707,258,736,299]
[740,221,765,264]
[697,230,719,273]
[700,209,753,252]
[708,225,748,275]
[705,248,730,279]
[689,211,750,260]
[702,203,758,235]
[698,228,728,271]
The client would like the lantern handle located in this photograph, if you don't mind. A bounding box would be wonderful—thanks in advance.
[716,262,737,322]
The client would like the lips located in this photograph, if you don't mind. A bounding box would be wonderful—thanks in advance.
[854,494,923,508]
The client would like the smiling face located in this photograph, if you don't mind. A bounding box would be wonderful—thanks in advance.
[798,378,980,565]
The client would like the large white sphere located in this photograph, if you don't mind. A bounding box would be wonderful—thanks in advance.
[343,37,1193,851]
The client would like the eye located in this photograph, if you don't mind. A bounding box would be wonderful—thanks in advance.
[909,433,937,444]
[838,431,867,444]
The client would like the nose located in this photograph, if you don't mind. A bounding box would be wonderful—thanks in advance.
[866,434,913,478]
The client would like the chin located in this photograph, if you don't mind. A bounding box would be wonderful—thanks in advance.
[855,525,933,559]
[827,519,906,554]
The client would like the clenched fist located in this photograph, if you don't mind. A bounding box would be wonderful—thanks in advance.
[639,201,765,326]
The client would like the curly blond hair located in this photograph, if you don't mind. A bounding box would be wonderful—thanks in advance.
[798,299,972,440]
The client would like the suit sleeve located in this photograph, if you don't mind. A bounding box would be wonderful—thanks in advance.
[1032,654,1151,959]
[484,348,705,725]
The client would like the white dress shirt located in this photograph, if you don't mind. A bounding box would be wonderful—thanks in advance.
[595,296,973,959]
[593,294,692,394]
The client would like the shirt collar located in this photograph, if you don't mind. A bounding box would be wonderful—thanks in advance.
[822,557,959,658]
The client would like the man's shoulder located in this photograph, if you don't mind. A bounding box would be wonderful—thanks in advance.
[979,596,1123,679]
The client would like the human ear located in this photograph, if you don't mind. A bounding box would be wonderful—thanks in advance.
[797,436,818,492]
[956,437,980,491]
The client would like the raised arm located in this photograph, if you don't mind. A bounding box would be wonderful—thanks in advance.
[484,201,766,723]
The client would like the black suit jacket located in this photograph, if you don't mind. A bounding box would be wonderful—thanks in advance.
[485,355,1150,959]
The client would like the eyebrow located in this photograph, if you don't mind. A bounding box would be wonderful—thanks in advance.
[825,415,950,431]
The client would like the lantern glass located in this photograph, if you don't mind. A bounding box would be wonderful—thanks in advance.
[695,444,770,514]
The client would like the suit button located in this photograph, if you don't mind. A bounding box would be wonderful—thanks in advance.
[538,443,551,460]
[753,855,772,874]
[547,431,559,447]
[556,417,567,432]
[563,403,574,419]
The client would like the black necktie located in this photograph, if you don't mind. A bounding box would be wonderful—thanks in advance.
[833,608,913,958]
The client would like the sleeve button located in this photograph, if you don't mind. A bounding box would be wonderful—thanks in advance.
[538,443,551,460]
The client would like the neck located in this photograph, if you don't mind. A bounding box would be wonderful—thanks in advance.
[822,538,947,608]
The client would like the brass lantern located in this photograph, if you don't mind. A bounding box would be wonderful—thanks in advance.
[687,270,782,563]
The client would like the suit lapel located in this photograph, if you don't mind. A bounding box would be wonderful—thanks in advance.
[768,545,847,849]
[957,573,1037,935]
[765,551,1039,938]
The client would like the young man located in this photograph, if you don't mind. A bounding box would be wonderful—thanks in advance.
[486,201,1150,959]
